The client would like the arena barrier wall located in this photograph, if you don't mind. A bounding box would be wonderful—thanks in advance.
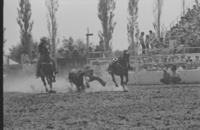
[88,53,200,85]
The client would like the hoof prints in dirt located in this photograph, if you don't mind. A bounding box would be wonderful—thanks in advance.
[3,85,200,130]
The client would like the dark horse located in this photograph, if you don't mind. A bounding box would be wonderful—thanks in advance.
[39,61,56,93]
[68,67,106,92]
[107,50,132,92]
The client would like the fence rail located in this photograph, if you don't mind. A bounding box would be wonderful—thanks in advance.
[86,47,200,60]
[87,47,200,71]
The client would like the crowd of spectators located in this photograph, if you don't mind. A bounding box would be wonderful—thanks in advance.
[130,4,200,71]
[136,30,158,55]
[165,4,200,53]
[134,4,200,56]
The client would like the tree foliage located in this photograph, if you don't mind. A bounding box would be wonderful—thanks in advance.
[127,0,139,50]
[17,0,33,57]
[57,37,88,60]
[9,41,38,64]
[98,0,116,51]
[46,0,59,59]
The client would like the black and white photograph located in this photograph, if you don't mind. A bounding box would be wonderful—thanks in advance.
[3,0,200,129]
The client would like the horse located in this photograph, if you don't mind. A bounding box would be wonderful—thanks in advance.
[107,51,133,92]
[39,61,56,93]
[68,68,106,92]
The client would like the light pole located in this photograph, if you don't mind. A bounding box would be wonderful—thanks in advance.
[182,0,186,16]
[86,28,93,50]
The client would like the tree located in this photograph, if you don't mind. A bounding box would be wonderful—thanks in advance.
[76,39,87,54]
[153,0,164,41]
[195,0,199,6]
[45,0,59,60]
[127,0,139,51]
[58,37,88,59]
[9,44,24,63]
[98,0,116,51]
[17,0,33,58]
[9,41,38,64]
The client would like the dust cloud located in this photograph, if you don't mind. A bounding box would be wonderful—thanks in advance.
[3,71,125,93]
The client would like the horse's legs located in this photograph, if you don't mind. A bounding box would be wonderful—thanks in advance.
[81,84,86,92]
[120,75,128,92]
[111,73,118,87]
[125,71,129,85]
[77,85,82,92]
[88,75,106,87]
[41,77,48,92]
[120,75,124,87]
[69,81,74,88]
[48,76,53,92]
[84,76,90,88]
[81,78,86,92]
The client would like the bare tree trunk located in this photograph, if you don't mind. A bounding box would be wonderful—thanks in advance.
[46,0,58,63]
[153,0,163,41]
[127,0,139,51]
[98,0,116,51]
[182,0,185,16]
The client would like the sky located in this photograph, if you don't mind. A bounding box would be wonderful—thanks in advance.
[3,0,195,55]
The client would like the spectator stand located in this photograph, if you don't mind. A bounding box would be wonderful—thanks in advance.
[129,47,200,72]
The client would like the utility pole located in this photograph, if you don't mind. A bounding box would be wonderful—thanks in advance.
[3,28,6,44]
[3,28,6,55]
[86,28,93,50]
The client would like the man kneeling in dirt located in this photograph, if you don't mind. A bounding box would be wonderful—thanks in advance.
[82,65,106,87]
[35,37,57,82]
[170,65,181,84]
[69,65,106,92]
[160,65,181,84]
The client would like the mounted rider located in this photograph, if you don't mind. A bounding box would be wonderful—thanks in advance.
[36,37,57,81]
[112,50,131,70]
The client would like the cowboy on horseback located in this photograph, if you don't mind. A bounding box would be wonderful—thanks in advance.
[108,50,132,92]
[35,37,57,81]
[111,50,131,71]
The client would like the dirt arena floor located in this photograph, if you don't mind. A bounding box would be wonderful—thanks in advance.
[4,76,200,130]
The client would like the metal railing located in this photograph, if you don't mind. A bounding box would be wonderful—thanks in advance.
[129,47,200,56]
[87,51,113,60]
[87,47,200,60]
